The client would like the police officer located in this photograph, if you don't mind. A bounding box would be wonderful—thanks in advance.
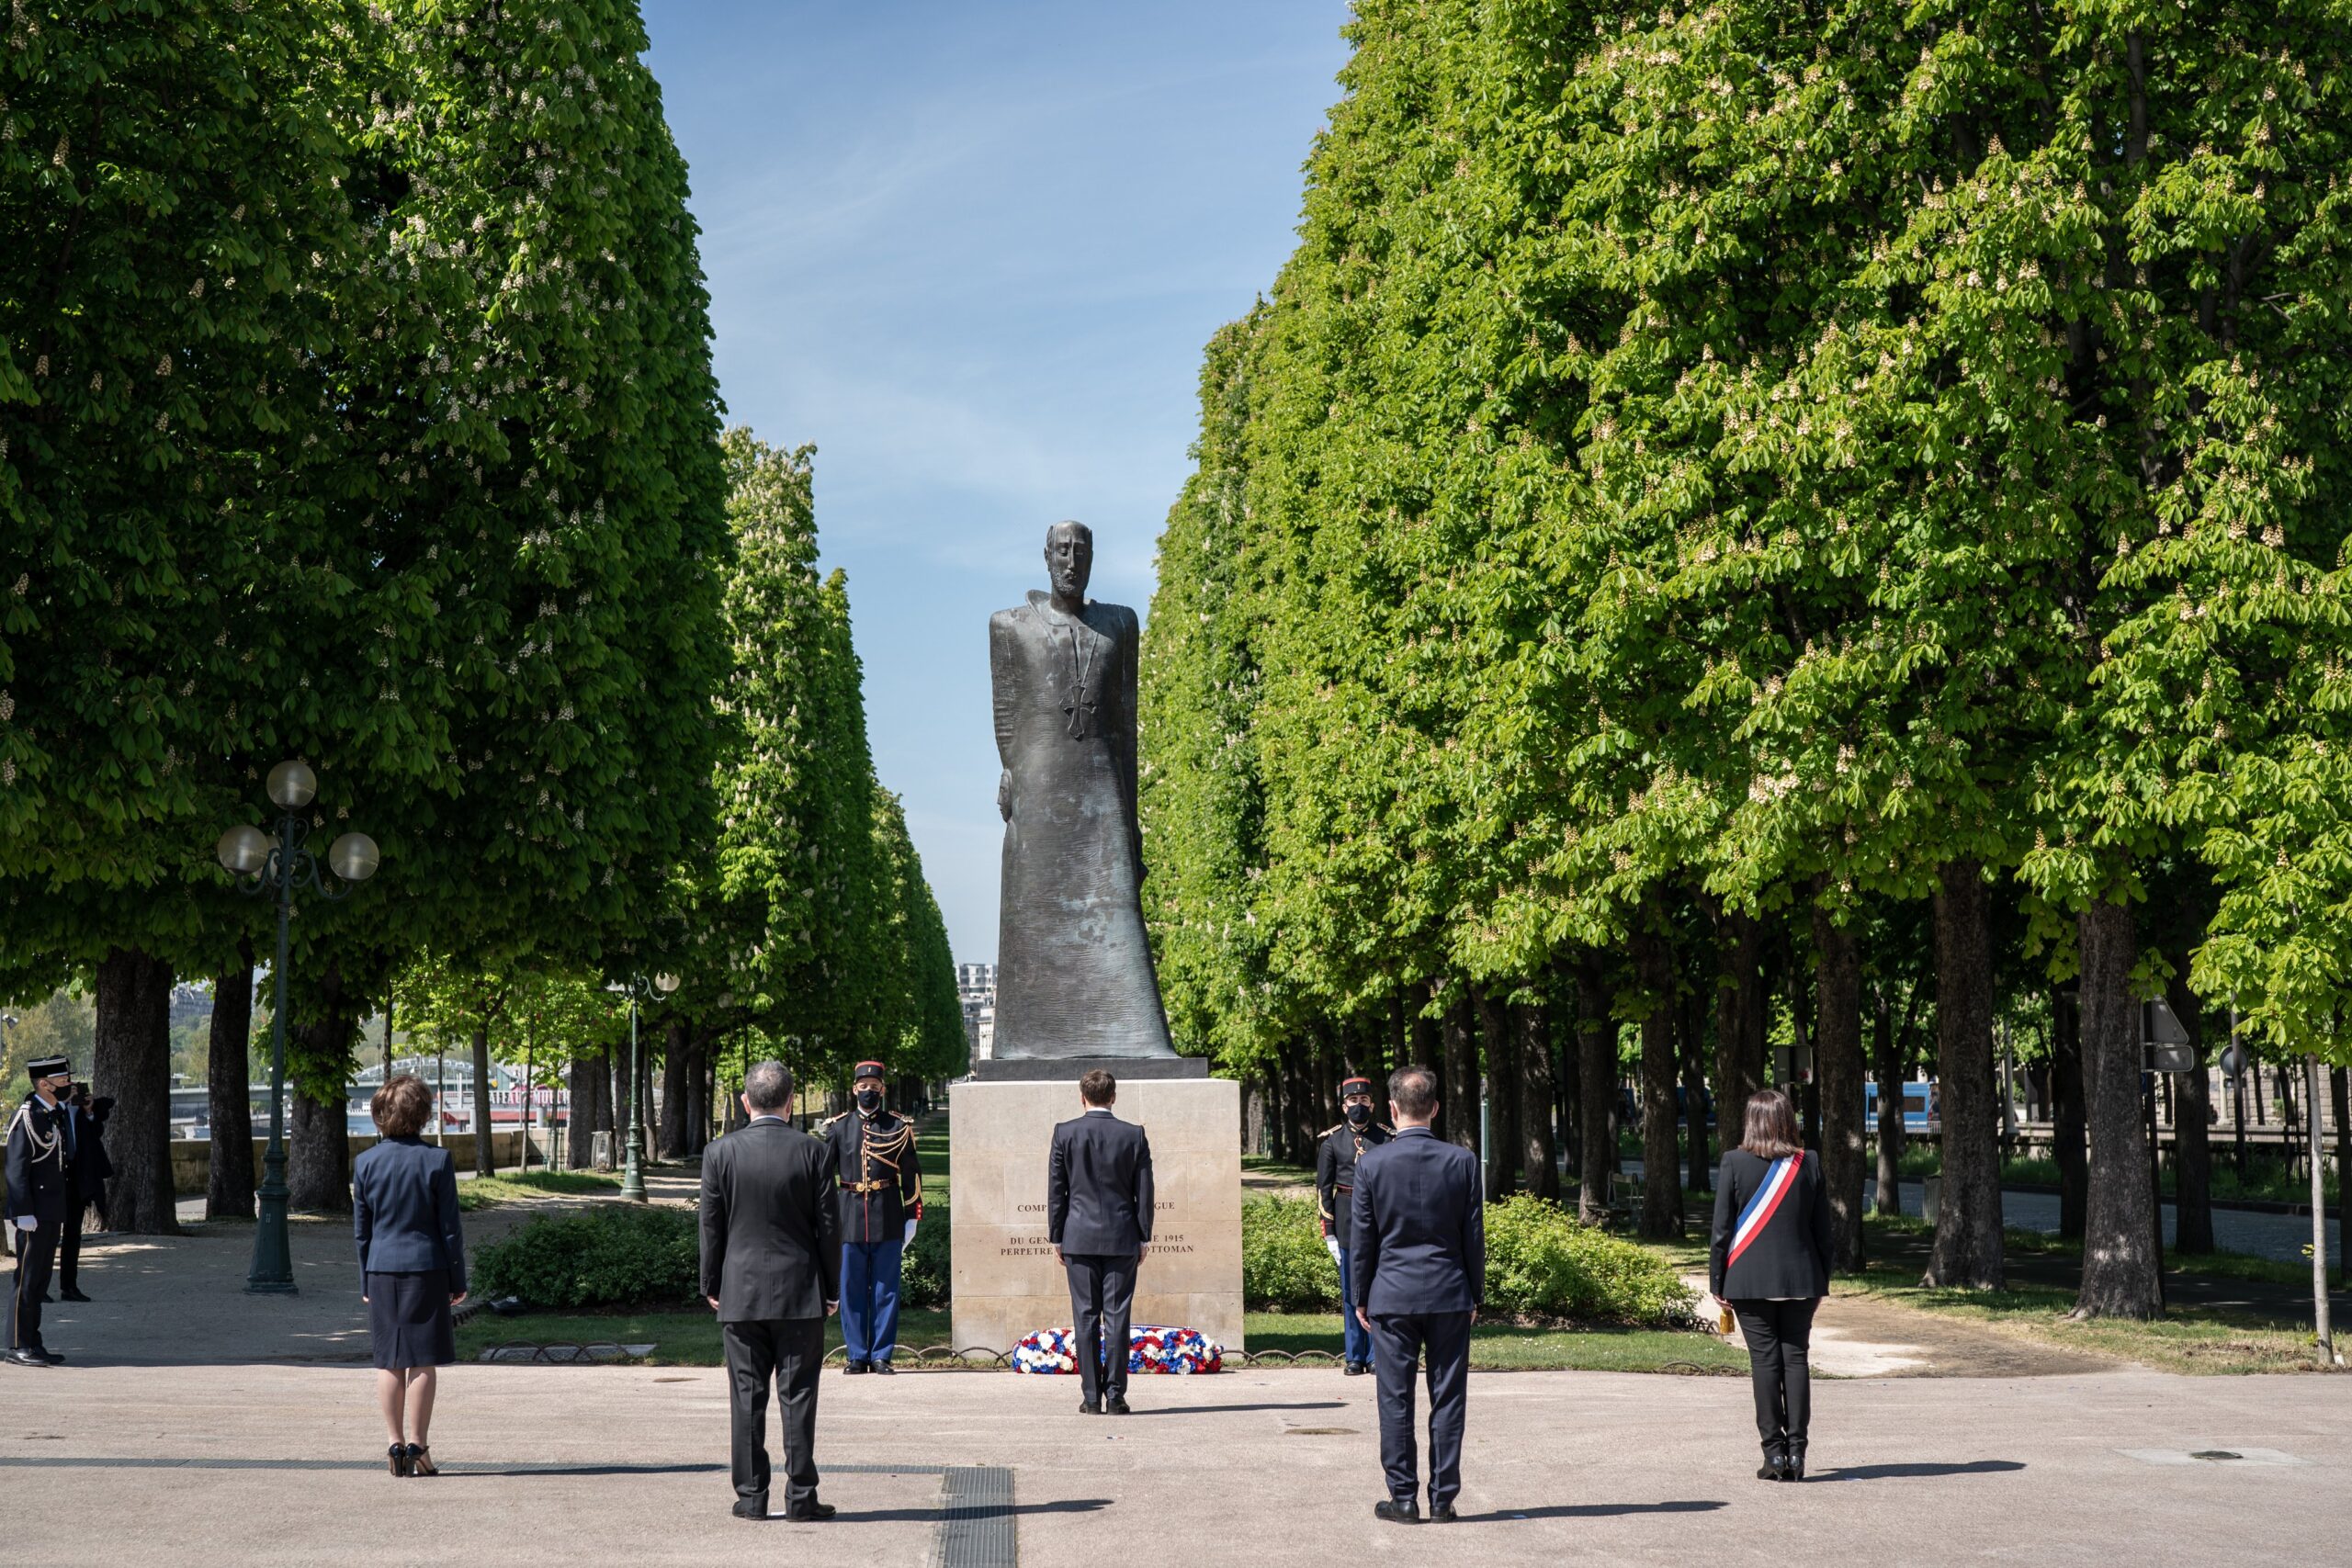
[1316,1074,1392,1376]
[821,1061,922,1375]
[6,1055,75,1367]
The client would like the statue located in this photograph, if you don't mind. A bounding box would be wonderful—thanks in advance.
[989,522,1178,1063]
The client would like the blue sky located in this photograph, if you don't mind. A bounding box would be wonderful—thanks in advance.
[642,1,1353,963]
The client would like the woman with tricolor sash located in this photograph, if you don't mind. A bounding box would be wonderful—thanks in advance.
[1707,1088,1831,1483]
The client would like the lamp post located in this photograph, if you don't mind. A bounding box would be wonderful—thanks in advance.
[216,761,379,1294]
[607,971,679,1201]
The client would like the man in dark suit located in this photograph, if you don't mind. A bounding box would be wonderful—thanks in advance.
[1350,1065,1484,1524]
[53,1086,110,1302]
[1046,1067,1154,1415]
[700,1060,840,1522]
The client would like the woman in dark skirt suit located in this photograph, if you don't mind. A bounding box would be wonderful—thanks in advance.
[1708,1087,1832,1483]
[354,1075,468,1477]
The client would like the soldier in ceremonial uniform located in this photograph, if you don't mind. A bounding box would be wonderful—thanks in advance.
[1317,1075,1393,1376]
[821,1061,922,1375]
[6,1055,76,1367]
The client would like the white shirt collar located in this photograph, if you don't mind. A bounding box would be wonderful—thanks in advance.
[1082,1106,1114,1116]
[748,1113,786,1125]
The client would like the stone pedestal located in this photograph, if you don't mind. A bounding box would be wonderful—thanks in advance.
[949,1076,1243,1358]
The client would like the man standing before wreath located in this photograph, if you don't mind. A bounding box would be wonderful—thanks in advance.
[1046,1068,1154,1415]
[701,1060,840,1522]
[1351,1066,1484,1524]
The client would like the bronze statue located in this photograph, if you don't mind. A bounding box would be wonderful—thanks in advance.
[989,522,1177,1061]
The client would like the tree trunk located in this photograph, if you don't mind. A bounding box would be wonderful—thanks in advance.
[639,1037,655,1165]
[207,945,258,1221]
[1634,919,1683,1239]
[1680,987,1710,1193]
[1411,999,1440,1077]
[1476,984,1519,1198]
[2052,985,2087,1240]
[472,1024,495,1178]
[1925,861,2003,1289]
[1713,909,1766,1173]
[1441,988,1479,1160]
[1813,900,1867,1272]
[659,1017,689,1160]
[2075,895,2162,1318]
[93,948,179,1235]
[1788,954,1821,1152]
[566,1051,594,1168]
[288,965,357,1213]
[1872,984,1906,1217]
[2168,969,2215,1256]
[1517,1000,1560,1200]
[1577,955,1614,1224]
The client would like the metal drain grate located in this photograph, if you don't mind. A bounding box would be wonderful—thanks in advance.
[930,1465,1015,1568]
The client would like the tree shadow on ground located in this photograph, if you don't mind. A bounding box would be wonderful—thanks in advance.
[812,1499,1113,1523]
[1125,1401,1348,1416]
[1464,1500,1726,1520]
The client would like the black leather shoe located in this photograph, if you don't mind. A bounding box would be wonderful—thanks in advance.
[731,1496,769,1520]
[34,1348,63,1365]
[1374,1498,1420,1524]
[1105,1393,1131,1415]
[1784,1439,1806,1483]
[1078,1397,1101,1415]
[388,1444,412,1478]
[785,1499,836,1522]
[60,1289,91,1303]
[1343,1361,1367,1376]
[1430,1504,1459,1523]
[871,1360,896,1376]
[842,1360,869,1375]
[1758,1439,1788,1481]
[6,1348,51,1368]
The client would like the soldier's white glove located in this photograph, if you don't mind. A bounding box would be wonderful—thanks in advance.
[903,1218,918,1247]
[1323,1235,1340,1264]
[12,1216,32,1231]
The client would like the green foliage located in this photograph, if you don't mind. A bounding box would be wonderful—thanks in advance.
[1240,1196,1341,1311]
[901,1212,951,1310]
[1482,1196,1697,1328]
[470,1204,699,1309]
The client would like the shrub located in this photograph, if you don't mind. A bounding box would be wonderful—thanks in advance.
[471,1205,701,1310]
[901,1209,952,1309]
[1243,1195,1340,1309]
[1242,1190,1699,1327]
[1483,1194,1698,1326]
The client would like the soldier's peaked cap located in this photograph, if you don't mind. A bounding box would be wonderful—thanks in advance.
[854,1060,887,1081]
[1340,1076,1373,1094]
[27,1055,70,1081]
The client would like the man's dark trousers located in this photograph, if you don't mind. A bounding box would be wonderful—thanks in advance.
[1063,1252,1137,1404]
[7,1222,56,1350]
[723,1317,823,1510]
[56,1200,82,1295]
[1367,1309,1472,1509]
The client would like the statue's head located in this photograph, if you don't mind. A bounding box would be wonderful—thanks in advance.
[1044,520,1093,601]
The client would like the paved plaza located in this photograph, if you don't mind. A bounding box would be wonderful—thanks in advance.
[3,1215,2348,1566]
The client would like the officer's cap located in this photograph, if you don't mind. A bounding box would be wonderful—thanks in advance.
[1340,1076,1373,1096]
[854,1060,887,1083]
[27,1055,71,1082]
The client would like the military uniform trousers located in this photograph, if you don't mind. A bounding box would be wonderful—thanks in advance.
[838,1238,904,1366]
[723,1316,824,1509]
[8,1220,58,1351]
[1337,1245,1374,1368]
[1367,1309,1472,1510]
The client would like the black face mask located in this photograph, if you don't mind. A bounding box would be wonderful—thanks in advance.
[855,1089,882,1112]
[1344,1103,1372,1127]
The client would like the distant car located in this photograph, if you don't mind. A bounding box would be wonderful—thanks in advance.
[1864,1080,1939,1134]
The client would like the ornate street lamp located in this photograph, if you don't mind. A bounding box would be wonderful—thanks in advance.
[216,761,379,1294]
[605,971,679,1201]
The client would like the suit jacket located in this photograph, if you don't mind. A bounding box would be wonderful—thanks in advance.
[1349,1125,1484,1315]
[1708,1148,1832,1301]
[67,1100,114,1200]
[1046,1108,1154,1255]
[352,1135,468,1292]
[700,1118,840,1321]
[5,1095,73,1226]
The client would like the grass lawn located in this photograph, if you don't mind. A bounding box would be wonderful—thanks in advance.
[456,1168,624,1211]
[458,1307,960,1366]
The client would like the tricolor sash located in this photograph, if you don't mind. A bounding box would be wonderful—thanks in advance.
[1727,1155,1801,1267]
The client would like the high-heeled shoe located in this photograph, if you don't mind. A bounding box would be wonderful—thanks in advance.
[387,1444,412,1477]
[406,1443,439,1477]
[1758,1437,1788,1481]
[1782,1438,1806,1483]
